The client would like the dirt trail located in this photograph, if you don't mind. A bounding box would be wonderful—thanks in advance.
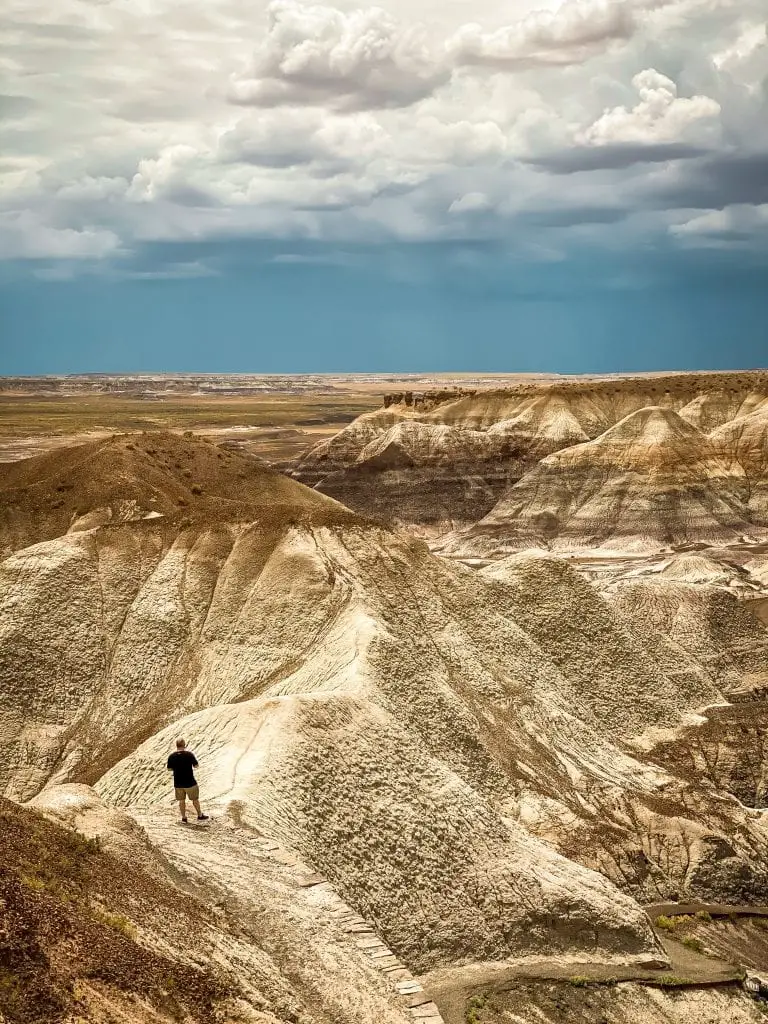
[420,933,745,1024]
[136,806,445,1024]
[646,901,768,918]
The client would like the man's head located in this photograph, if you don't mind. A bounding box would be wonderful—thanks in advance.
[175,738,186,750]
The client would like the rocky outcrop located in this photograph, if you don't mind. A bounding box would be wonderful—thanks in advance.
[443,407,765,556]
[295,372,768,526]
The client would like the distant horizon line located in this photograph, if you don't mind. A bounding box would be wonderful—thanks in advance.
[3,367,767,380]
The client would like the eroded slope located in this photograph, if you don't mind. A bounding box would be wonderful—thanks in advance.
[443,407,763,556]
[3,412,768,1019]
[294,373,768,527]
[3,500,768,975]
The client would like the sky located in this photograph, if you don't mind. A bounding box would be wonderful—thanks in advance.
[1,0,767,374]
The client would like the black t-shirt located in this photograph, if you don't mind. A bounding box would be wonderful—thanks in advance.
[167,750,198,788]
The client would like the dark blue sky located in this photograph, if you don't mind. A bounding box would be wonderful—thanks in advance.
[3,0,767,376]
[2,240,766,374]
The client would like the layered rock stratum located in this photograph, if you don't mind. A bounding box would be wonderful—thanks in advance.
[443,406,760,556]
[2,374,768,1024]
[295,372,768,539]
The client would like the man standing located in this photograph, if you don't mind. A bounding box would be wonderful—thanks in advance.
[166,738,209,824]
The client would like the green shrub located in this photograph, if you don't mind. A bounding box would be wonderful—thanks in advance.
[20,874,46,891]
[654,915,678,931]
[682,936,705,954]
[465,993,488,1023]
[93,907,137,939]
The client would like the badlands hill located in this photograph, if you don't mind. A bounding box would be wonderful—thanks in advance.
[2,381,768,1023]
[295,371,768,530]
[713,399,768,519]
[444,406,761,556]
[0,430,359,558]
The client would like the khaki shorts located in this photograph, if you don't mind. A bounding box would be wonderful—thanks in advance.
[174,785,199,801]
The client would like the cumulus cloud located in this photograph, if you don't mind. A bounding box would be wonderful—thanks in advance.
[670,202,768,244]
[1,0,767,263]
[449,192,492,214]
[0,211,120,260]
[579,69,720,145]
[447,0,636,70]
[218,108,388,169]
[713,22,766,73]
[521,69,720,174]
[229,0,668,112]
[229,1,449,110]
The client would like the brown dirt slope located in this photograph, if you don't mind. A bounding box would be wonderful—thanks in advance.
[0,796,231,1024]
[0,430,359,557]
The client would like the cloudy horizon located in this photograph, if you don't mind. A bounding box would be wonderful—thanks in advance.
[1,0,766,373]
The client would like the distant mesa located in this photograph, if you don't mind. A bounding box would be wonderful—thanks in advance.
[295,371,768,534]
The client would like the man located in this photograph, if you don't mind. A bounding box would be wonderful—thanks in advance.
[166,738,209,824]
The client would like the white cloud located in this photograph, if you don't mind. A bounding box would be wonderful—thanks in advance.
[218,107,388,168]
[0,211,120,259]
[447,0,636,69]
[580,69,720,145]
[229,0,665,113]
[713,21,766,71]
[229,1,449,110]
[449,191,491,213]
[670,202,768,244]
[0,0,766,263]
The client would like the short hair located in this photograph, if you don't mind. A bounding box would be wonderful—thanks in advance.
[175,738,186,749]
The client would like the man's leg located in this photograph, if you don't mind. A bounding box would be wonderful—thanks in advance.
[179,796,187,821]
[191,797,208,820]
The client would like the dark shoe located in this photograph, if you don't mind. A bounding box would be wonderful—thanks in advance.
[181,818,188,824]
[197,814,209,821]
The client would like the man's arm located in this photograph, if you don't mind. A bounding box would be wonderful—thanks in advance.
[191,756,199,768]
[166,755,173,770]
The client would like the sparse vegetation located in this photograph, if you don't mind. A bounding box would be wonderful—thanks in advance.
[465,993,488,1022]
[654,915,679,932]
[20,873,46,891]
[0,393,379,439]
[92,907,137,939]
[682,936,706,954]
[0,797,231,1024]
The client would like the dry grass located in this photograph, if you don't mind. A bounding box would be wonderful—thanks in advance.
[0,393,380,439]
[0,797,231,1024]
